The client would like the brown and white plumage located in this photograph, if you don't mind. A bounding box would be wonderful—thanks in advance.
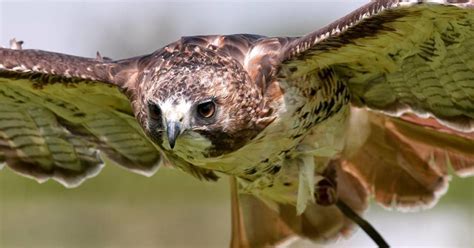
[1,0,473,246]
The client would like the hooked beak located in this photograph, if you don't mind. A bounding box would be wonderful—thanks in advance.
[166,121,181,149]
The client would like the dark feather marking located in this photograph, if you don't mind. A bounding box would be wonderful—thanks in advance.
[245,167,258,175]
[292,134,303,139]
[73,112,86,117]
[269,165,281,175]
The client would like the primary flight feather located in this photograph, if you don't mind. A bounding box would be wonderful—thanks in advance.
[1,0,473,246]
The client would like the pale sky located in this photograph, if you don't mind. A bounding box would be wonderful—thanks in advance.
[0,1,364,58]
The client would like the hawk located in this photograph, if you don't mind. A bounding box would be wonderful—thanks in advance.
[1,0,473,246]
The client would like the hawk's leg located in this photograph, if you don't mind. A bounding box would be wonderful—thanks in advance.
[315,166,390,248]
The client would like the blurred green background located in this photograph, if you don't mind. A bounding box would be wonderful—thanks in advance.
[0,165,231,247]
[0,1,473,247]
[1,162,473,247]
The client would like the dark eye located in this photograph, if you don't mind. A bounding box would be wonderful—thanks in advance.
[148,102,162,120]
[197,101,216,119]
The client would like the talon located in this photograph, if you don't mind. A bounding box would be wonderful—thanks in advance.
[315,163,338,206]
[9,38,23,50]
[315,178,337,206]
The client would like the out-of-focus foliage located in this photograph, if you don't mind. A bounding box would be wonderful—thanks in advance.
[1,163,472,247]
[1,164,231,247]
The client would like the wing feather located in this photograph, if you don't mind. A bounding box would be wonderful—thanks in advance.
[0,45,162,187]
[280,0,474,132]
[343,108,473,210]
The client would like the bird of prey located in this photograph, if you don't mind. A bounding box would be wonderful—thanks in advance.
[1,0,473,246]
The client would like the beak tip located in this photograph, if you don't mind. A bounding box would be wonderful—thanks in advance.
[166,121,181,150]
[169,141,176,149]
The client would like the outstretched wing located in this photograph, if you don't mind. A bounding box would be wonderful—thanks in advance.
[0,41,162,187]
[281,0,474,130]
[278,0,474,209]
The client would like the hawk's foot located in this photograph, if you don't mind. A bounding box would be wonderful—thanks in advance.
[315,164,338,206]
[315,178,337,206]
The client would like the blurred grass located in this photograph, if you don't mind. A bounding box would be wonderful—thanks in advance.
[1,162,473,247]
[0,165,231,248]
[438,174,474,206]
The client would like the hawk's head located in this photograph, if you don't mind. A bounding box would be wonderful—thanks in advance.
[138,44,274,158]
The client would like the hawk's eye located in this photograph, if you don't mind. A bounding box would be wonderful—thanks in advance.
[197,101,216,119]
[148,102,162,120]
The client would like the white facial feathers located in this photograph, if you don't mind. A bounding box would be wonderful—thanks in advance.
[160,99,193,124]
